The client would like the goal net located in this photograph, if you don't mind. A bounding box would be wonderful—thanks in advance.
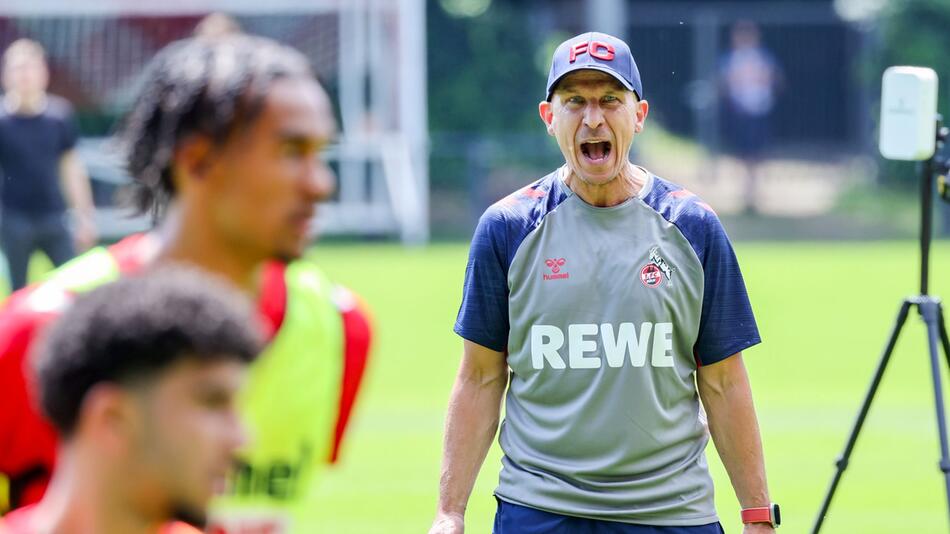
[0,0,429,244]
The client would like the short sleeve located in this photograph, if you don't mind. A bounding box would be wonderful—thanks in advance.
[693,216,760,365]
[331,287,372,463]
[58,102,79,152]
[454,207,510,352]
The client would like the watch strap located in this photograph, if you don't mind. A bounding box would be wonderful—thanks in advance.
[741,506,774,525]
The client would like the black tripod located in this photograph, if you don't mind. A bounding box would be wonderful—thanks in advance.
[812,120,950,533]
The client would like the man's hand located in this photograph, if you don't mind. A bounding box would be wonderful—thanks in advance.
[430,340,507,534]
[698,354,773,534]
[73,213,97,252]
[428,511,464,534]
[59,149,96,251]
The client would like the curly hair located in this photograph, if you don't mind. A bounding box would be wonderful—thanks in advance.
[35,266,263,435]
[116,34,313,220]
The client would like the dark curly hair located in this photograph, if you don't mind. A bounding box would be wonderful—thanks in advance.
[35,266,263,436]
[116,34,313,220]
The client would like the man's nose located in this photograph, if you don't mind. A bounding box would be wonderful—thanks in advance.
[302,159,336,203]
[583,102,605,129]
[226,409,249,451]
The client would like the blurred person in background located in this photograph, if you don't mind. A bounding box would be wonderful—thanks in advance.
[0,34,372,533]
[193,12,242,39]
[719,21,783,214]
[1,268,261,534]
[431,32,776,534]
[0,38,96,291]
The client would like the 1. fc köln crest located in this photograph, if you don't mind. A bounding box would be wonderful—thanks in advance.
[640,246,675,288]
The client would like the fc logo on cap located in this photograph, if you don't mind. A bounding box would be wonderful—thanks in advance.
[569,41,616,63]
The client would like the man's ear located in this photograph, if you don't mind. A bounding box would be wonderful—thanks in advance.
[77,383,139,457]
[170,134,215,191]
[634,98,649,133]
[538,100,555,136]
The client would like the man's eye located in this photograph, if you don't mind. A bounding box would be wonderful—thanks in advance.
[282,144,310,157]
[602,95,619,103]
[567,96,584,105]
[198,390,232,410]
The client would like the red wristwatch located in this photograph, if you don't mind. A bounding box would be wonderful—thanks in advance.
[741,503,781,528]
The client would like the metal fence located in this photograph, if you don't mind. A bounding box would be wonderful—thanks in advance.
[0,0,430,243]
[427,0,867,237]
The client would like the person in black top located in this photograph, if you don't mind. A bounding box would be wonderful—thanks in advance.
[0,39,96,291]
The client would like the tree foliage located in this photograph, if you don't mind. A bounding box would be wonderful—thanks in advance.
[874,0,950,185]
[427,0,546,133]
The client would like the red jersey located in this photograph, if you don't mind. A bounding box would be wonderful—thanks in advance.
[0,234,371,514]
[1,504,201,533]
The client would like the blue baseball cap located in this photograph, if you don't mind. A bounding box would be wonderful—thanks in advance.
[546,32,642,101]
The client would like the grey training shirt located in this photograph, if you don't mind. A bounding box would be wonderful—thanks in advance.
[455,168,760,526]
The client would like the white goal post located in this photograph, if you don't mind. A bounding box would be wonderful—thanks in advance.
[0,0,429,244]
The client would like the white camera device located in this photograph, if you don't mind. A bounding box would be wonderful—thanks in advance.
[879,66,939,161]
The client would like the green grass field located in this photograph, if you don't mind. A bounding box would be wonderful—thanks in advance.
[8,240,950,533]
[304,240,950,533]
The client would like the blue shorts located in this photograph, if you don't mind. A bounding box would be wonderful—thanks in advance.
[493,498,726,534]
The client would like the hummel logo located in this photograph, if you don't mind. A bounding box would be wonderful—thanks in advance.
[543,258,569,281]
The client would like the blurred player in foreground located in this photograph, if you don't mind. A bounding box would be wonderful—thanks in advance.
[1,268,261,533]
[0,34,371,533]
[431,32,775,533]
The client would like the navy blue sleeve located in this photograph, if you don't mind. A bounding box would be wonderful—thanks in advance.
[54,99,79,152]
[688,214,760,365]
[454,206,510,352]
[62,111,79,153]
[641,177,760,365]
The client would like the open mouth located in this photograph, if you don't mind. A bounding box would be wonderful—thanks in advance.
[580,141,612,164]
